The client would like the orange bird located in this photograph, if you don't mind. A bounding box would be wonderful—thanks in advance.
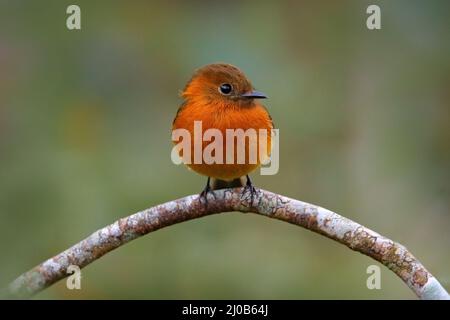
[172,63,273,202]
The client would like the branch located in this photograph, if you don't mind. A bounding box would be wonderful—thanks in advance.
[6,188,449,299]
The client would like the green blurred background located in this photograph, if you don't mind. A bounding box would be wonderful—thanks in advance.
[0,0,449,299]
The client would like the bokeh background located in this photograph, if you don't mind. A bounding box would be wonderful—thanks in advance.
[0,0,449,299]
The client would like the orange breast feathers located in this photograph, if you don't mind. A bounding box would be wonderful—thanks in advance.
[172,98,273,181]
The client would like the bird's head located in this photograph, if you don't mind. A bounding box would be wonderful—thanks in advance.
[181,63,267,107]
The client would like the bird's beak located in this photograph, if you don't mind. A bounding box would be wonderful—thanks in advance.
[240,90,267,99]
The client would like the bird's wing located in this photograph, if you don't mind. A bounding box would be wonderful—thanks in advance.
[172,101,187,127]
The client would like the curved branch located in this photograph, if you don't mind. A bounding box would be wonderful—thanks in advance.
[6,188,449,299]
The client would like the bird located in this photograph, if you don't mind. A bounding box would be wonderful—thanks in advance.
[172,63,274,204]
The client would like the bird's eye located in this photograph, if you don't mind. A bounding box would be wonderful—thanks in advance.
[219,83,233,95]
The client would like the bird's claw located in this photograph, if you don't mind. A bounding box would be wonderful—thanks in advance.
[241,176,259,207]
[199,178,216,206]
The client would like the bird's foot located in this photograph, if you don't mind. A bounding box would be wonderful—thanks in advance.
[241,175,259,207]
[199,177,216,206]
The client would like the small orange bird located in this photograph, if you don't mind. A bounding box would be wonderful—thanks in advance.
[172,63,273,202]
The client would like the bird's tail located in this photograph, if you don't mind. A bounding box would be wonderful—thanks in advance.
[211,178,244,190]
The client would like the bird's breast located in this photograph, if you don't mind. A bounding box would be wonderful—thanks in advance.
[174,101,272,132]
[172,101,273,180]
